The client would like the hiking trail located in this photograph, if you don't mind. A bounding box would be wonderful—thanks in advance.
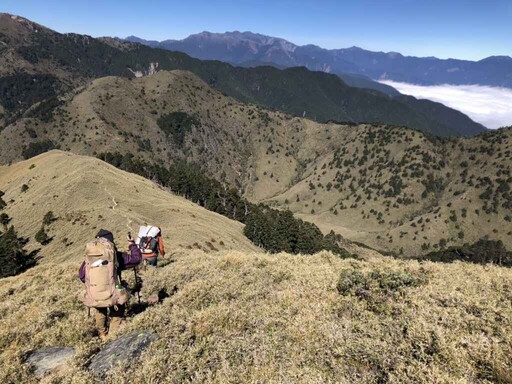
[104,186,134,233]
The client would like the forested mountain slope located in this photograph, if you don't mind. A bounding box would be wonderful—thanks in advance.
[0,70,509,254]
[0,14,484,136]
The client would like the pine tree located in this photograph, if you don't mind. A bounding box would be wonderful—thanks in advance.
[42,211,57,226]
[0,226,36,278]
[0,213,11,229]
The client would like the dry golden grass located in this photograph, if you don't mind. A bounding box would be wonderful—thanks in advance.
[0,150,257,263]
[1,247,511,383]
[1,134,511,384]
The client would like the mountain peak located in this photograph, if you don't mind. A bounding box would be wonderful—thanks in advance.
[478,55,512,63]
[0,13,51,36]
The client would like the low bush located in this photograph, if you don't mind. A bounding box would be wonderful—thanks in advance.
[42,211,57,226]
[336,269,428,297]
[337,268,428,307]
[0,213,10,228]
[0,191,5,210]
[35,226,51,245]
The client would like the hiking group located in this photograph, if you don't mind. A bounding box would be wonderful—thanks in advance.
[78,226,165,340]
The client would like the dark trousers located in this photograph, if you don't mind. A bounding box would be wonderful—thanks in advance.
[145,256,158,267]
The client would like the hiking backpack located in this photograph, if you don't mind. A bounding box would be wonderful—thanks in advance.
[136,226,161,256]
[82,238,128,308]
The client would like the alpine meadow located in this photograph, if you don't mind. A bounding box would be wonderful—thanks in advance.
[0,6,511,384]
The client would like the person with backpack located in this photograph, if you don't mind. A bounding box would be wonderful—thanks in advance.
[136,225,165,267]
[78,229,142,340]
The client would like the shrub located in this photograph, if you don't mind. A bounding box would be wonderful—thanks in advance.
[337,268,427,314]
[374,271,426,291]
[21,184,29,193]
[0,213,11,228]
[0,191,5,210]
[43,211,57,226]
[337,269,426,297]
[35,226,51,245]
[336,269,367,295]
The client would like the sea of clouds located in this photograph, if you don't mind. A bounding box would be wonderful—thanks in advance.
[380,81,512,129]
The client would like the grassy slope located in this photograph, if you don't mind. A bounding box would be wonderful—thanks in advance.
[0,71,510,255]
[0,151,257,262]
[0,152,510,384]
[1,246,511,382]
[266,126,512,255]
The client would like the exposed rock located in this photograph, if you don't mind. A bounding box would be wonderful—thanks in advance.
[26,346,75,378]
[127,61,159,77]
[88,331,158,377]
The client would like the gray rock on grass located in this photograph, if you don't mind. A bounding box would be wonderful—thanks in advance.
[88,331,158,377]
[26,346,76,378]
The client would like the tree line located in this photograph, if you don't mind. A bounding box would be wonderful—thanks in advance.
[98,152,346,256]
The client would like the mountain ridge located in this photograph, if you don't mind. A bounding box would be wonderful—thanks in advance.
[124,30,512,88]
[0,150,258,261]
[0,69,509,255]
[0,13,486,137]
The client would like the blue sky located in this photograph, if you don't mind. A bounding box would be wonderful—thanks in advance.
[2,0,510,60]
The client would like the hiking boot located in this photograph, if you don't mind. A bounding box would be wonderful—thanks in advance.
[99,331,108,341]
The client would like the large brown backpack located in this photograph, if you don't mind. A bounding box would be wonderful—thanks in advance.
[82,238,128,308]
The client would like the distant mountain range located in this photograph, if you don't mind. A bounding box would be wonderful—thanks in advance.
[0,13,485,137]
[125,31,512,88]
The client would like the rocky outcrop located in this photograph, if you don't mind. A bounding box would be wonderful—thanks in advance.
[88,331,158,377]
[26,346,75,378]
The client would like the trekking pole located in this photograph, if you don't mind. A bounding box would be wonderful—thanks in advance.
[134,267,141,304]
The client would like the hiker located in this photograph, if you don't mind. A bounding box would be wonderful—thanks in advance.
[79,229,142,340]
[136,225,165,267]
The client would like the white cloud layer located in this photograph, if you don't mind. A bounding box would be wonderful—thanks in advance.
[380,81,512,129]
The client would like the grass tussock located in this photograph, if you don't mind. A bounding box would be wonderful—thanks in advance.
[0,250,511,383]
